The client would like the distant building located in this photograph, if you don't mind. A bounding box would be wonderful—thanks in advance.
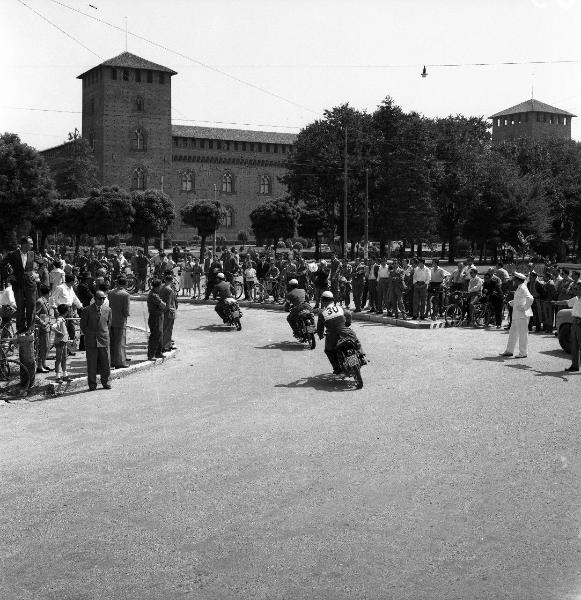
[489,99,575,143]
[41,52,296,242]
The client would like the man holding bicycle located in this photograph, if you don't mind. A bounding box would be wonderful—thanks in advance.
[428,259,450,319]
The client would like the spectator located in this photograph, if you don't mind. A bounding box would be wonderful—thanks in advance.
[80,290,112,390]
[192,257,203,298]
[1,276,17,334]
[429,259,450,318]
[500,272,533,359]
[147,279,166,360]
[180,254,194,297]
[412,257,431,319]
[35,284,51,373]
[159,273,178,352]
[243,260,257,300]
[376,258,390,314]
[449,261,466,291]
[541,271,557,332]
[108,276,131,369]
[482,272,503,328]
[467,267,483,322]
[527,271,544,333]
[51,274,83,355]
[133,248,150,293]
[313,260,330,309]
[495,262,510,290]
[366,257,379,312]
[53,304,72,383]
[351,259,366,313]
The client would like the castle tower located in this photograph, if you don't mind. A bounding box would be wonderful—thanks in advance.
[77,52,177,192]
[489,99,575,143]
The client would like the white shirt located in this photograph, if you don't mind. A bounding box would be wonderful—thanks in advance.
[377,265,390,279]
[567,295,581,318]
[413,266,431,284]
[430,266,450,283]
[0,285,16,307]
[244,268,257,282]
[468,276,483,293]
[21,252,28,268]
[51,283,82,310]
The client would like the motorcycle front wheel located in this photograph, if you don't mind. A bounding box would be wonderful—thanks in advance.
[309,333,316,349]
[234,317,242,331]
[352,365,363,389]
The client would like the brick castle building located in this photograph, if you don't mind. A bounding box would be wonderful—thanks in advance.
[41,52,296,242]
[489,98,576,143]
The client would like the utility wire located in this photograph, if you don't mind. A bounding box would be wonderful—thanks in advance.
[45,0,319,116]
[15,0,102,60]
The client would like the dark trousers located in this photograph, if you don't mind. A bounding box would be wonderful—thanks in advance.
[148,313,164,358]
[361,280,369,308]
[491,298,503,327]
[352,281,363,311]
[14,284,36,333]
[367,280,377,310]
[110,326,127,367]
[529,298,542,330]
[571,317,581,369]
[162,315,175,350]
[36,328,49,367]
[85,345,111,388]
[324,349,340,371]
[376,279,389,312]
[413,284,428,318]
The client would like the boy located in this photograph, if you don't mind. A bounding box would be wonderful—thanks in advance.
[53,304,72,382]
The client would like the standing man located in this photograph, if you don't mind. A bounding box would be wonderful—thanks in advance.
[2,236,38,332]
[147,279,166,360]
[204,254,223,301]
[159,272,178,352]
[351,259,366,313]
[134,248,150,293]
[375,257,390,314]
[366,257,378,313]
[51,274,83,354]
[412,257,431,320]
[80,290,112,390]
[500,272,533,359]
[108,276,131,368]
[429,259,450,319]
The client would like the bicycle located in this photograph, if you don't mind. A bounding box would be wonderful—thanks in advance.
[253,278,285,304]
[444,291,473,327]
[0,355,31,397]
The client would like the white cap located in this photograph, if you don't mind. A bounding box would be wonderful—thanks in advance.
[513,272,526,281]
[322,291,334,299]
[288,279,298,286]
[217,272,225,279]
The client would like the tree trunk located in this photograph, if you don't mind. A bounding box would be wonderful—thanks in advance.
[315,235,320,260]
[74,233,81,256]
[104,235,109,256]
[39,230,48,251]
[143,235,150,255]
[417,241,423,258]
[441,241,447,258]
[379,240,386,258]
[447,230,456,263]
[410,241,415,256]
[387,240,392,259]
[199,235,207,262]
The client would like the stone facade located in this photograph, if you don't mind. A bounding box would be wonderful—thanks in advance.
[489,99,575,143]
[41,52,296,242]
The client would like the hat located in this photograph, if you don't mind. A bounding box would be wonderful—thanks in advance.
[288,279,298,286]
[217,272,225,279]
[513,272,526,281]
[321,291,334,299]
[320,260,328,266]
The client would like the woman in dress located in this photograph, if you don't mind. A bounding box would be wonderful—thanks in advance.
[181,254,194,296]
[192,257,203,299]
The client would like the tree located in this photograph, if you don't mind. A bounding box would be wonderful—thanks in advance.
[50,129,99,199]
[180,200,222,259]
[56,198,88,255]
[250,198,299,246]
[131,189,175,253]
[84,186,134,254]
[282,104,376,255]
[297,206,328,258]
[430,116,491,262]
[0,133,55,248]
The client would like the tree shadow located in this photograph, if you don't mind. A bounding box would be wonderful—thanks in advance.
[538,349,569,358]
[275,373,358,392]
[504,363,572,381]
[473,356,508,362]
[504,363,532,371]
[255,341,307,351]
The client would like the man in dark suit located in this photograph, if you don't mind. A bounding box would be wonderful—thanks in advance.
[159,273,178,352]
[108,276,131,368]
[1,236,38,332]
[80,290,112,390]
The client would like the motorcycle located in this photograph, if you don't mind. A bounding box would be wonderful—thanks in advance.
[222,297,242,331]
[335,338,365,389]
[294,309,317,349]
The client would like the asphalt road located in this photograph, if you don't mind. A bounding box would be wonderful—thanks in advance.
[1,303,580,600]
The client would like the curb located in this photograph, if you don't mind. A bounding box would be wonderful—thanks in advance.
[9,349,178,403]
[134,296,446,330]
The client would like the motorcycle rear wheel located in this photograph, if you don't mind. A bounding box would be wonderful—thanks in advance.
[309,333,316,349]
[352,365,363,389]
[234,317,242,331]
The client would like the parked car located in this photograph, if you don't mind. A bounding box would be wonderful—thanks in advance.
[556,309,572,353]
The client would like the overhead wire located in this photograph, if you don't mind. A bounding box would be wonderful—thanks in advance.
[44,0,320,116]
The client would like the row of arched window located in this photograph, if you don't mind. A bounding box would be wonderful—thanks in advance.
[180,171,272,195]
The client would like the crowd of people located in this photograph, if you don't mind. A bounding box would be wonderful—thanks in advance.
[1,238,580,390]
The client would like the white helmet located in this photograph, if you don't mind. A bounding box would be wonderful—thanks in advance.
[321,291,334,300]
[288,279,298,286]
[217,272,225,279]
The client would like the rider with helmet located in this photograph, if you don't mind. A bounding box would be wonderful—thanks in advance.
[285,278,312,337]
[317,291,365,374]
[213,273,233,322]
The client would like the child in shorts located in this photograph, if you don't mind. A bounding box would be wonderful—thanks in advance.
[53,304,71,382]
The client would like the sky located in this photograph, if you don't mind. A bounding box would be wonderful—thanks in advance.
[2,0,581,151]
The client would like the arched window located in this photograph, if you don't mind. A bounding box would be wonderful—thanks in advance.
[181,171,193,192]
[221,207,234,228]
[259,175,271,195]
[136,96,144,111]
[132,167,146,190]
[222,171,233,193]
[135,130,144,151]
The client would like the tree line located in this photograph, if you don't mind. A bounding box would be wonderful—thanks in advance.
[279,99,581,262]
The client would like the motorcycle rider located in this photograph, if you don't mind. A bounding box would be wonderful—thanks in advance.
[317,291,365,374]
[284,278,312,337]
[213,272,233,323]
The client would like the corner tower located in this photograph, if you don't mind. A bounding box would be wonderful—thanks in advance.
[77,52,177,192]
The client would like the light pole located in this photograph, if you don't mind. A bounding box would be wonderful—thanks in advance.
[364,168,369,259]
[213,183,218,252]
[343,126,348,259]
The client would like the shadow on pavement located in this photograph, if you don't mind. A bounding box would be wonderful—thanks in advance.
[191,325,237,332]
[255,341,307,351]
[474,356,507,362]
[275,373,357,392]
[505,363,571,381]
[539,349,568,358]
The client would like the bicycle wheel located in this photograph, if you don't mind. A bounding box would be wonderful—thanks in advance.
[471,304,488,328]
[231,281,244,300]
[0,359,31,397]
[444,304,462,327]
[253,282,266,303]
[0,322,15,358]
[276,282,286,304]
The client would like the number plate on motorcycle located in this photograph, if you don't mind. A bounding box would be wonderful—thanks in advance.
[231,311,240,318]
[344,355,359,368]
[306,325,316,333]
